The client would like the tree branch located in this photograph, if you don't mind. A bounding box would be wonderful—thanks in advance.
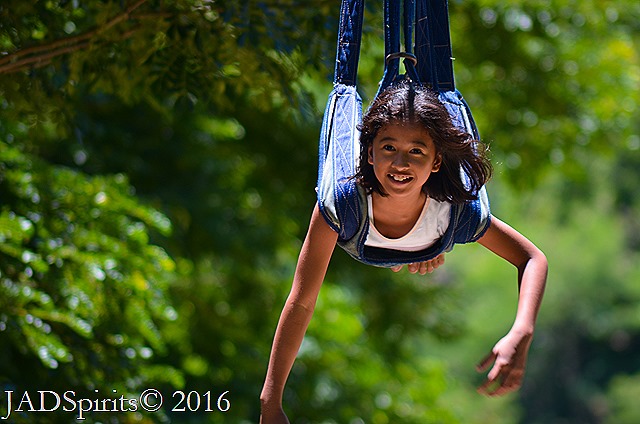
[0,41,91,74]
[0,0,150,75]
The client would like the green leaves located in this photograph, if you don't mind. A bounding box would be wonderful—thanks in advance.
[444,2,640,187]
[0,140,178,399]
[0,1,639,423]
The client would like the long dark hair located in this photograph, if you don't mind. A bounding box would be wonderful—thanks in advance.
[355,81,492,203]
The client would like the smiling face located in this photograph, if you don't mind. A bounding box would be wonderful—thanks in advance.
[356,81,492,203]
[367,120,442,200]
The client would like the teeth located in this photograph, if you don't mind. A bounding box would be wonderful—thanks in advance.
[390,174,411,182]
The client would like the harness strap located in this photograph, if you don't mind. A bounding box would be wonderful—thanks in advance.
[378,0,400,92]
[333,0,455,91]
[334,0,365,86]
[404,0,415,57]
[319,0,481,248]
[318,0,366,241]
[379,0,420,94]
[380,0,456,93]
[415,0,455,91]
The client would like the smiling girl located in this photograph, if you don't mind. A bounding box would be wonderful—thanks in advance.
[260,81,548,424]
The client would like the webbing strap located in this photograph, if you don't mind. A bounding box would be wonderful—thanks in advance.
[415,0,455,91]
[333,0,455,91]
[334,0,365,86]
[379,0,420,93]
[379,0,454,93]
[378,0,399,91]
[321,0,366,241]
[321,0,483,256]
[404,0,415,56]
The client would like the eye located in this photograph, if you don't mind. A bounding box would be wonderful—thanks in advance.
[410,148,424,155]
[382,144,396,151]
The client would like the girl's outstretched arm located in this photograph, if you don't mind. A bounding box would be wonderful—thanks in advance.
[475,216,548,396]
[260,204,339,423]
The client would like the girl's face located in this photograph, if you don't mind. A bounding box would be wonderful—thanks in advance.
[368,120,442,199]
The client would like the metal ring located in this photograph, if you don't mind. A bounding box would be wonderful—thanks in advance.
[385,52,418,66]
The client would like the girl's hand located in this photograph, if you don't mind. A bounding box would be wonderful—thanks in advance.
[391,253,445,275]
[260,405,290,424]
[475,328,533,396]
[475,216,547,396]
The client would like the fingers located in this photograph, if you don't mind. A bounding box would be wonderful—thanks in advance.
[393,254,446,275]
[407,262,426,274]
[422,259,435,274]
[423,254,445,274]
[476,350,496,373]
[478,366,523,396]
[476,351,524,397]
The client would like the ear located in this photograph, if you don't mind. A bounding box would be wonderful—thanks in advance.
[432,153,442,173]
[368,145,374,165]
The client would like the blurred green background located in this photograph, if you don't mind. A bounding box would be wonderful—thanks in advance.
[0,0,639,423]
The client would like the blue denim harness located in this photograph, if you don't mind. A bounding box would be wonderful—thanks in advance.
[317,0,491,267]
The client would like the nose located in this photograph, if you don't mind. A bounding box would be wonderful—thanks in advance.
[392,152,410,170]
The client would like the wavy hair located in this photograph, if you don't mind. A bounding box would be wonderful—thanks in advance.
[355,81,492,203]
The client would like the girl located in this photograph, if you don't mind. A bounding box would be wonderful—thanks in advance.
[260,81,548,423]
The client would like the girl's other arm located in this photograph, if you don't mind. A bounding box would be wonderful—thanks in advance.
[475,216,548,396]
[260,204,339,423]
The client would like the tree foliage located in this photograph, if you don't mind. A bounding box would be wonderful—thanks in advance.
[0,0,639,423]
[0,140,179,423]
[448,1,640,187]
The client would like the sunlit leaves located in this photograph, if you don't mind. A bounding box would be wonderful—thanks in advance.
[0,140,178,400]
[606,374,640,424]
[1,1,639,423]
[291,282,457,424]
[0,0,338,147]
[442,1,640,187]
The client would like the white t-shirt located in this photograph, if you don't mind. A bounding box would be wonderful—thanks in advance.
[365,195,451,252]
